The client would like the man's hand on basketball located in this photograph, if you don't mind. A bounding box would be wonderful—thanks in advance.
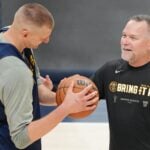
[63,82,98,114]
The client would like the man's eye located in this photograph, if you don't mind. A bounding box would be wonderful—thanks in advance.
[130,36,137,40]
[122,34,126,38]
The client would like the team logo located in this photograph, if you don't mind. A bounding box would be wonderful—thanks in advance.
[109,81,118,93]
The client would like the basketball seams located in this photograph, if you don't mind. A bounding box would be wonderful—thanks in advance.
[56,75,99,119]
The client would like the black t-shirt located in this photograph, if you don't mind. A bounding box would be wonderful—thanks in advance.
[92,59,150,150]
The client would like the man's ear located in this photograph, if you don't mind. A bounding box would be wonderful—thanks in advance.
[22,28,29,38]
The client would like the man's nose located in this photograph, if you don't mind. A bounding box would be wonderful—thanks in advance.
[122,37,130,45]
[43,38,49,44]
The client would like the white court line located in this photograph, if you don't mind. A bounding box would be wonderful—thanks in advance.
[42,122,109,150]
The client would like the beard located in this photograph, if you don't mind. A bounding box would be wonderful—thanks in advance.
[121,50,135,64]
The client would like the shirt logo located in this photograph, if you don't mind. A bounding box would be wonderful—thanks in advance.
[115,70,123,74]
[109,81,118,92]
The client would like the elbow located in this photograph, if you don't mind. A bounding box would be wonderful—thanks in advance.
[13,141,30,149]
[12,130,31,149]
[13,137,31,149]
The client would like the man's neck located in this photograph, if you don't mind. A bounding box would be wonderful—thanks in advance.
[3,28,24,53]
[129,59,150,67]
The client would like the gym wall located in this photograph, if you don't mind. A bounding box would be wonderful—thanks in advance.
[1,0,150,71]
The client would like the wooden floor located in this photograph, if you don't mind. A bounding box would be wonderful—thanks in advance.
[42,122,109,150]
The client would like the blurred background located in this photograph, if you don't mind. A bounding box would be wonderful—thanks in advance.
[1,0,150,123]
[1,0,150,71]
[1,2,150,149]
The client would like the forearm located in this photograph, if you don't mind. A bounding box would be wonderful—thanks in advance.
[27,103,68,142]
[38,84,56,105]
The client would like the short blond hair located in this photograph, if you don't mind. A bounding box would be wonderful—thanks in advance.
[14,3,55,29]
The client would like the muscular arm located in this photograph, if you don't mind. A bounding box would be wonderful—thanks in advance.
[35,63,56,106]
[38,83,56,106]
[1,60,58,148]
[27,82,98,144]
[1,58,58,149]
[1,57,98,149]
[0,62,34,149]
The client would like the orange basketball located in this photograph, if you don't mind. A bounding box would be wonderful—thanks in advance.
[56,75,99,119]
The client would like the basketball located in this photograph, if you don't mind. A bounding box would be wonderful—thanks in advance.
[56,75,99,119]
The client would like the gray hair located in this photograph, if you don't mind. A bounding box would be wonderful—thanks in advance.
[129,14,150,27]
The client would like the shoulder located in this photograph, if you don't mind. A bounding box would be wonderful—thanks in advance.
[0,56,29,71]
[103,59,124,68]
[0,56,27,67]
[96,59,123,73]
[0,56,33,84]
[93,59,128,79]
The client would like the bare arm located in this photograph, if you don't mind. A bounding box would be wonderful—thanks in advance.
[27,82,98,143]
[38,75,56,106]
